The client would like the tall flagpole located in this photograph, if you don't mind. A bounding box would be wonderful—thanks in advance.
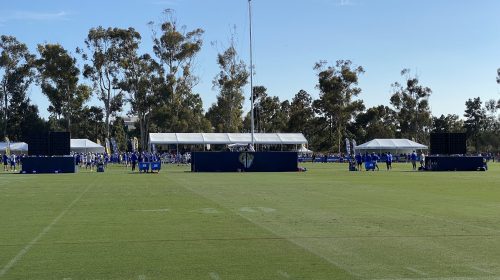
[248,0,255,147]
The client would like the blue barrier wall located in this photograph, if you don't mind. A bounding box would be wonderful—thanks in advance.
[425,156,486,171]
[191,152,298,172]
[21,157,77,173]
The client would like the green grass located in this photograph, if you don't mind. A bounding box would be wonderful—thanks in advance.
[1,162,500,279]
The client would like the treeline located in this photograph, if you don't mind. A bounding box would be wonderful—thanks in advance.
[1,10,499,153]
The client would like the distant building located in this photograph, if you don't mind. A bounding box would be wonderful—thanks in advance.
[111,116,138,131]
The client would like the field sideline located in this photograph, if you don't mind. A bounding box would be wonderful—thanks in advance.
[0,162,499,279]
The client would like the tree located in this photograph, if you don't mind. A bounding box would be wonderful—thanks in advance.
[463,97,486,152]
[150,10,206,132]
[120,53,164,149]
[72,106,105,141]
[80,26,141,138]
[111,116,127,151]
[431,114,464,133]
[36,44,91,133]
[390,69,432,143]
[206,42,249,132]
[312,60,365,152]
[247,86,287,133]
[352,105,397,143]
[288,90,314,134]
[7,86,47,140]
[0,35,37,139]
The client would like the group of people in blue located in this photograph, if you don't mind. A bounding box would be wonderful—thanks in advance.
[350,151,422,171]
[2,153,19,172]
[72,151,190,172]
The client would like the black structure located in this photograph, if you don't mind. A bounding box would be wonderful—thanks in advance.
[21,157,76,173]
[427,132,486,172]
[425,156,486,171]
[191,152,298,172]
[430,133,466,155]
[27,133,50,156]
[49,132,71,155]
[23,131,75,173]
[27,132,70,156]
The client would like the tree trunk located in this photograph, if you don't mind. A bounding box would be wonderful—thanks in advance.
[139,114,146,152]
[3,87,8,137]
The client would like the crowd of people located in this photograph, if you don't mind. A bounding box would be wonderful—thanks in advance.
[72,151,192,171]
[2,153,20,172]
[2,149,498,173]
[350,151,424,171]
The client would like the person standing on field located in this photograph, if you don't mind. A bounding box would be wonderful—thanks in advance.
[411,150,417,170]
[386,152,393,170]
[2,153,8,171]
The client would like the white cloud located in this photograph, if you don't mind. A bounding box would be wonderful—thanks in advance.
[0,10,69,22]
[152,0,178,5]
[337,0,357,6]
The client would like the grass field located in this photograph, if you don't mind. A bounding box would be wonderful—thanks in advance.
[0,162,499,280]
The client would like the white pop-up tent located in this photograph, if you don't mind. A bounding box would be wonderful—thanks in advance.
[354,139,428,154]
[0,142,28,152]
[70,139,105,153]
[297,144,313,155]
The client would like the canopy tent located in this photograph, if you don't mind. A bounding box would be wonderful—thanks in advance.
[0,142,28,152]
[297,145,313,155]
[71,139,105,153]
[354,139,427,154]
[149,133,308,145]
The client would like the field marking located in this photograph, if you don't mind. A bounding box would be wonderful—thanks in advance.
[470,266,493,274]
[138,275,146,280]
[199,208,221,214]
[174,181,362,279]
[209,272,221,280]
[239,207,276,213]
[0,183,94,278]
[327,194,500,235]
[373,277,500,280]
[406,267,428,276]
[277,270,291,278]
[257,207,276,213]
[239,207,257,213]
[134,209,169,212]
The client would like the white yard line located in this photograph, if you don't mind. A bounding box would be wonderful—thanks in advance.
[209,272,221,280]
[406,267,428,276]
[278,270,291,279]
[133,209,169,212]
[175,180,362,279]
[0,183,94,278]
[373,277,500,280]
[470,266,493,275]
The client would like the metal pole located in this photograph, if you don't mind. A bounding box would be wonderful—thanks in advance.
[248,0,255,147]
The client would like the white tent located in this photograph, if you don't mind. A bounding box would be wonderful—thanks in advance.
[149,133,308,145]
[354,139,427,154]
[70,139,105,153]
[297,145,313,155]
[0,142,28,152]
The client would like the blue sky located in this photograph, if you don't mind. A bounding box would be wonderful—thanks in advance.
[1,0,499,119]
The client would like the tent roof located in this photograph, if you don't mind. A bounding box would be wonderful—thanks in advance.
[297,145,313,154]
[354,139,428,150]
[71,139,105,153]
[149,133,308,145]
[0,142,28,151]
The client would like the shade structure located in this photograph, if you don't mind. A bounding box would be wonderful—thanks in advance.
[297,145,313,155]
[70,139,105,153]
[354,139,427,154]
[0,142,28,152]
[149,133,308,145]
